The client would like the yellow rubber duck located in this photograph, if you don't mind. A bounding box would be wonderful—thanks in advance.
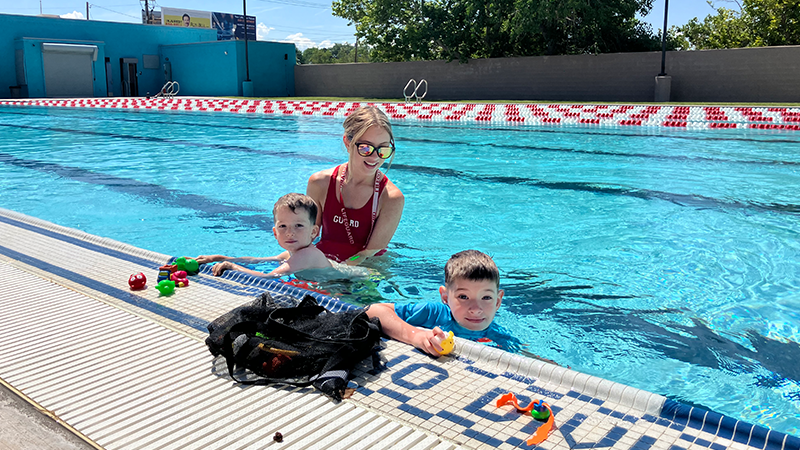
[436,331,455,355]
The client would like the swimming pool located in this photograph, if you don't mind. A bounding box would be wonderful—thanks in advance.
[1,103,798,436]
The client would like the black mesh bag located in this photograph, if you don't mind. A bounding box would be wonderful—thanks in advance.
[206,292,383,401]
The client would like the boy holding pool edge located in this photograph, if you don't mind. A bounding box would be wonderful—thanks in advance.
[367,250,504,356]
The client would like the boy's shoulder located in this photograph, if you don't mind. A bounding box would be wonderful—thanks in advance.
[393,301,451,326]
[287,245,332,269]
[394,301,449,317]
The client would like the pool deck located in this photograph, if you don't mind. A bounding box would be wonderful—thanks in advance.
[2,207,798,450]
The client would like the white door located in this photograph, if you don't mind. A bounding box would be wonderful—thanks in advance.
[42,43,97,98]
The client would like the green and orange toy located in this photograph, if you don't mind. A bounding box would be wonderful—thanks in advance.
[496,392,555,445]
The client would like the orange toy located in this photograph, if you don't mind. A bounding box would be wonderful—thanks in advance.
[496,392,555,446]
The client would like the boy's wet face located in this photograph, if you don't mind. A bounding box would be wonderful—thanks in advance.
[439,278,503,331]
[272,206,318,253]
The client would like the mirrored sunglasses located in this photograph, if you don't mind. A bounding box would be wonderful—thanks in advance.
[355,142,394,159]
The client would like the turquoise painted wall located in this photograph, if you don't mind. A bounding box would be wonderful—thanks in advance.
[245,41,296,97]
[1,13,295,98]
[161,41,241,96]
[0,13,216,97]
[162,40,296,97]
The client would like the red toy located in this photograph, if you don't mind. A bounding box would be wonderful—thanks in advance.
[128,272,147,290]
[170,270,189,287]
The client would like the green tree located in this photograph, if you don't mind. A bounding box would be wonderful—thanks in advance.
[297,43,371,64]
[744,0,800,46]
[678,0,800,49]
[332,0,667,61]
[678,2,751,49]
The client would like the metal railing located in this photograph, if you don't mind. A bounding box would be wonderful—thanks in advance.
[403,78,427,102]
[155,80,180,98]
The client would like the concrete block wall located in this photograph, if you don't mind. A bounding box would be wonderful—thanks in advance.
[295,46,800,103]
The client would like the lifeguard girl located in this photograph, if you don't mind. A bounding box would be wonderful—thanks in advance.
[307,106,405,264]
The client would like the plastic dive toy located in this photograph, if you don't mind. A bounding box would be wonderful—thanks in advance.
[170,270,189,287]
[496,392,555,445]
[155,279,176,295]
[157,264,175,282]
[128,272,146,290]
[435,331,455,355]
[174,257,199,275]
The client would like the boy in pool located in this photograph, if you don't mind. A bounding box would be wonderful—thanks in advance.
[196,193,332,278]
[367,250,506,356]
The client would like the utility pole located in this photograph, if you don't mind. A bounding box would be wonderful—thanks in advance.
[144,0,149,23]
[86,2,89,19]
[243,0,250,82]
[659,0,669,76]
[39,0,42,14]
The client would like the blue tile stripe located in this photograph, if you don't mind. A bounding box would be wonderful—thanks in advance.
[1,210,356,314]
[0,213,361,333]
[0,244,209,332]
[662,399,799,450]
[0,214,164,269]
[193,262,358,312]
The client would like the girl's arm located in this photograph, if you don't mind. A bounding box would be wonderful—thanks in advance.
[346,181,405,265]
[306,169,333,229]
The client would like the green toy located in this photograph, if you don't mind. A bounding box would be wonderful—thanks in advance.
[175,257,200,275]
[155,279,176,295]
[530,401,551,420]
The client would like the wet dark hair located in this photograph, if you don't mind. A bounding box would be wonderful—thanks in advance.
[444,250,500,288]
[273,193,318,223]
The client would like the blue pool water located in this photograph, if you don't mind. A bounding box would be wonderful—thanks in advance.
[1,105,798,435]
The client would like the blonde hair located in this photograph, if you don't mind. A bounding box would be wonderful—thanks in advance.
[444,250,500,288]
[343,105,396,167]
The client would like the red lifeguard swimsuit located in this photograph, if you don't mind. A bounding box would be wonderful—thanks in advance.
[316,164,389,262]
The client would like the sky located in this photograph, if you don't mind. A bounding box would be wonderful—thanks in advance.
[1,0,722,51]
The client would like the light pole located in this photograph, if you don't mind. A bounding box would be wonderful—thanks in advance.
[243,0,251,82]
[654,0,671,102]
[659,0,669,76]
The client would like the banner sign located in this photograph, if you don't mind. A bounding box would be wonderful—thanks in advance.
[212,12,257,40]
[161,7,212,28]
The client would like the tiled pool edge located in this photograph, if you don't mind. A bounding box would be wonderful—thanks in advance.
[1,209,798,450]
[3,98,800,131]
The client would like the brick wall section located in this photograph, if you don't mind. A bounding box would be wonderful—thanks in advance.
[295,46,800,103]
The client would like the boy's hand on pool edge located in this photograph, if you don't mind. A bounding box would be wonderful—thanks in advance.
[412,327,447,357]
[195,255,227,264]
[212,261,234,276]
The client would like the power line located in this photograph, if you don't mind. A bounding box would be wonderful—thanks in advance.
[255,0,330,9]
[88,3,140,19]
[268,27,353,38]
